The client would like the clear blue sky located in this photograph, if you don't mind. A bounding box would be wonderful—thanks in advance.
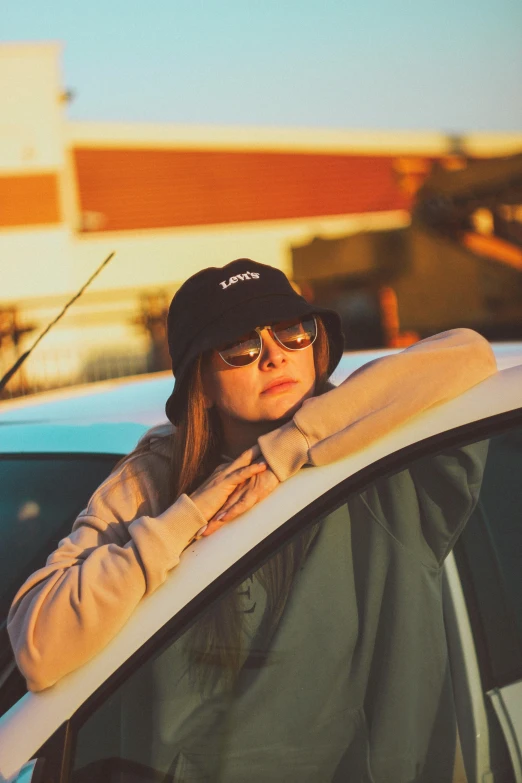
[3,0,522,132]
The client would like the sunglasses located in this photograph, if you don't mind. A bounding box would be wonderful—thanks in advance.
[217,316,317,368]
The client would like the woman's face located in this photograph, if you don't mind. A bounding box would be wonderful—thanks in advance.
[203,325,317,426]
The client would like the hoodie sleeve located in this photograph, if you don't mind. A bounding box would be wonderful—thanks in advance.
[7,453,206,692]
[258,329,497,482]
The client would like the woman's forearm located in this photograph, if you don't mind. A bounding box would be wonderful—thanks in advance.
[258,329,497,481]
[8,494,205,691]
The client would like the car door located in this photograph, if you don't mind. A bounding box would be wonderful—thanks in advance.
[22,406,519,783]
[449,422,522,781]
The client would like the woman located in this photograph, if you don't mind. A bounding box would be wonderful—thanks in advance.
[8,261,495,734]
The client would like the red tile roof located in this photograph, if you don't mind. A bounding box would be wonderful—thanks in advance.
[73,148,418,232]
[0,174,61,228]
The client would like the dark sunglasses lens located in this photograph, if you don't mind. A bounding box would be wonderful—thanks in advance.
[218,332,261,367]
[273,317,317,350]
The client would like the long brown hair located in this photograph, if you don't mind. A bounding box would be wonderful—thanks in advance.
[171,318,331,687]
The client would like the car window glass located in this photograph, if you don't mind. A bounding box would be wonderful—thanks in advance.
[0,456,119,627]
[68,430,521,783]
[455,426,522,687]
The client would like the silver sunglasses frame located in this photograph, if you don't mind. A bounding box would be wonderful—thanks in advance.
[217,315,318,368]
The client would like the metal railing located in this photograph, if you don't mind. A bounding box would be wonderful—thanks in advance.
[0,286,174,400]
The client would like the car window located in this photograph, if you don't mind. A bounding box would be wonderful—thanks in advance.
[66,424,522,783]
[0,455,120,629]
[454,426,522,689]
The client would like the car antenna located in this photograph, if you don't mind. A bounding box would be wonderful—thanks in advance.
[0,251,115,395]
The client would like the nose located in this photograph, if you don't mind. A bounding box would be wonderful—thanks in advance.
[258,328,286,369]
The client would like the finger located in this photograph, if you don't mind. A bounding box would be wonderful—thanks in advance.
[218,472,279,522]
[229,445,261,470]
[203,518,226,536]
[203,483,265,535]
[226,461,266,487]
[217,447,264,482]
[215,482,247,515]
[204,483,253,535]
[220,471,266,513]
[208,452,247,479]
[203,469,276,537]
[203,501,246,535]
[210,488,259,528]
[210,473,260,519]
[220,475,259,514]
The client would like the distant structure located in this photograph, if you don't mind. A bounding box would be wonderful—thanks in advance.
[292,154,522,348]
[1,42,521,392]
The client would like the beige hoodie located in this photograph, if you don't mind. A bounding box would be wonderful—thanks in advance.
[7,328,497,691]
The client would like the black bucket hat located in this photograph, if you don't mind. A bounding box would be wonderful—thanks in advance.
[166,258,344,424]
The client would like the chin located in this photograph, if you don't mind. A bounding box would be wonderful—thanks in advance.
[263,394,308,422]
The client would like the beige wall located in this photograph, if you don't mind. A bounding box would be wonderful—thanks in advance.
[0,42,65,174]
[0,43,75,302]
[70,210,410,294]
[0,227,74,300]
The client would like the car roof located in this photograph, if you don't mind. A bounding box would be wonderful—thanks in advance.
[0,422,148,455]
[0,363,521,779]
[0,371,173,428]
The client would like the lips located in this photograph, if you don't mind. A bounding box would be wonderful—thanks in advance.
[261,377,297,394]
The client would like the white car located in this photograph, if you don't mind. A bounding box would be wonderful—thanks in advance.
[0,345,521,783]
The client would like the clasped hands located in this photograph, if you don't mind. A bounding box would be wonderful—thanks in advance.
[190,446,280,537]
